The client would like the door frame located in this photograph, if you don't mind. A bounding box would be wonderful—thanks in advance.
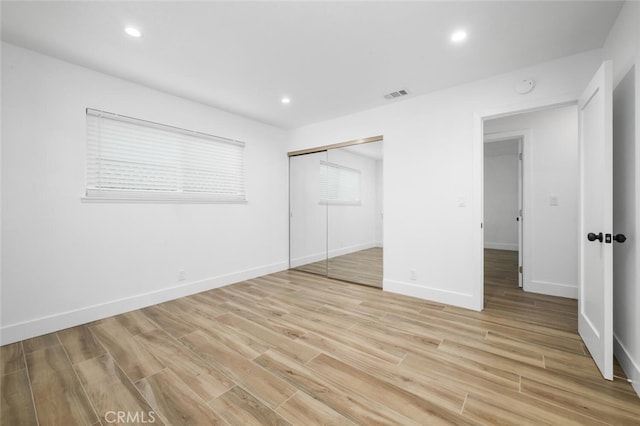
[472,94,579,310]
[483,130,528,288]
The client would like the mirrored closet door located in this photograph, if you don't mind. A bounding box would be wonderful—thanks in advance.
[289,150,328,277]
[289,138,383,288]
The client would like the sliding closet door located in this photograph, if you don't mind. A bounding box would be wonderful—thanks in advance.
[326,142,383,287]
[289,151,328,276]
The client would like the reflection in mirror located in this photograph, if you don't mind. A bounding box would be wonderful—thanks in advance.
[289,151,328,276]
[327,141,383,287]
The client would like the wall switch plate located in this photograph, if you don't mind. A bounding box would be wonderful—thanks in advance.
[457,197,466,207]
[549,196,559,206]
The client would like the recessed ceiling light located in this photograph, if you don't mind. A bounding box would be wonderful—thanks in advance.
[124,27,142,38]
[451,30,467,43]
[281,97,291,104]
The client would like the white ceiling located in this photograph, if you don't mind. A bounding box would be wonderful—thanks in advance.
[1,1,623,129]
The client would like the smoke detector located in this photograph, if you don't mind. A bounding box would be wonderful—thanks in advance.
[514,79,535,95]
[384,89,409,100]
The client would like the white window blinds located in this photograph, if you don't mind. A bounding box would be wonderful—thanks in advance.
[85,109,246,202]
[320,160,361,205]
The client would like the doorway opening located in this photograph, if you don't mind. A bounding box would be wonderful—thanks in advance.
[475,62,616,381]
[483,134,523,306]
[482,104,580,326]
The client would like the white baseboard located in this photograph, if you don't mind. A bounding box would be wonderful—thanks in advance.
[614,334,640,397]
[484,242,518,251]
[524,280,578,299]
[0,261,288,345]
[383,279,480,311]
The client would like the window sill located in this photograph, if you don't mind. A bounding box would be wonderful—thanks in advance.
[81,196,248,204]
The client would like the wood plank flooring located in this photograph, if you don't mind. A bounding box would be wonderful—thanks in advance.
[2,249,638,425]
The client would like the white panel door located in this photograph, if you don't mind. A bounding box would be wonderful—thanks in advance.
[578,61,613,380]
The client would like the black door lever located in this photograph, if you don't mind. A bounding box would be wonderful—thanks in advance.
[614,234,627,243]
[587,232,603,242]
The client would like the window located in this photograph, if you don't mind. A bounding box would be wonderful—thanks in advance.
[85,109,245,202]
[320,160,361,205]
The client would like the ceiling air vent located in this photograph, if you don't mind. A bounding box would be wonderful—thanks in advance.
[384,89,409,100]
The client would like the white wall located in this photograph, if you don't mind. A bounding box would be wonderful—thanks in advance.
[289,148,380,267]
[485,106,579,298]
[603,0,640,397]
[483,140,519,251]
[0,43,289,344]
[289,49,603,310]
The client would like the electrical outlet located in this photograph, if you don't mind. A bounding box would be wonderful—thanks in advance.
[178,269,186,281]
[410,269,417,281]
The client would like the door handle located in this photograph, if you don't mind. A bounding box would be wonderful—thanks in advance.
[613,234,627,243]
[587,232,603,242]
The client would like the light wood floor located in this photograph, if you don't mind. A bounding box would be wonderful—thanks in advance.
[2,250,639,425]
[484,249,580,334]
[295,247,383,288]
